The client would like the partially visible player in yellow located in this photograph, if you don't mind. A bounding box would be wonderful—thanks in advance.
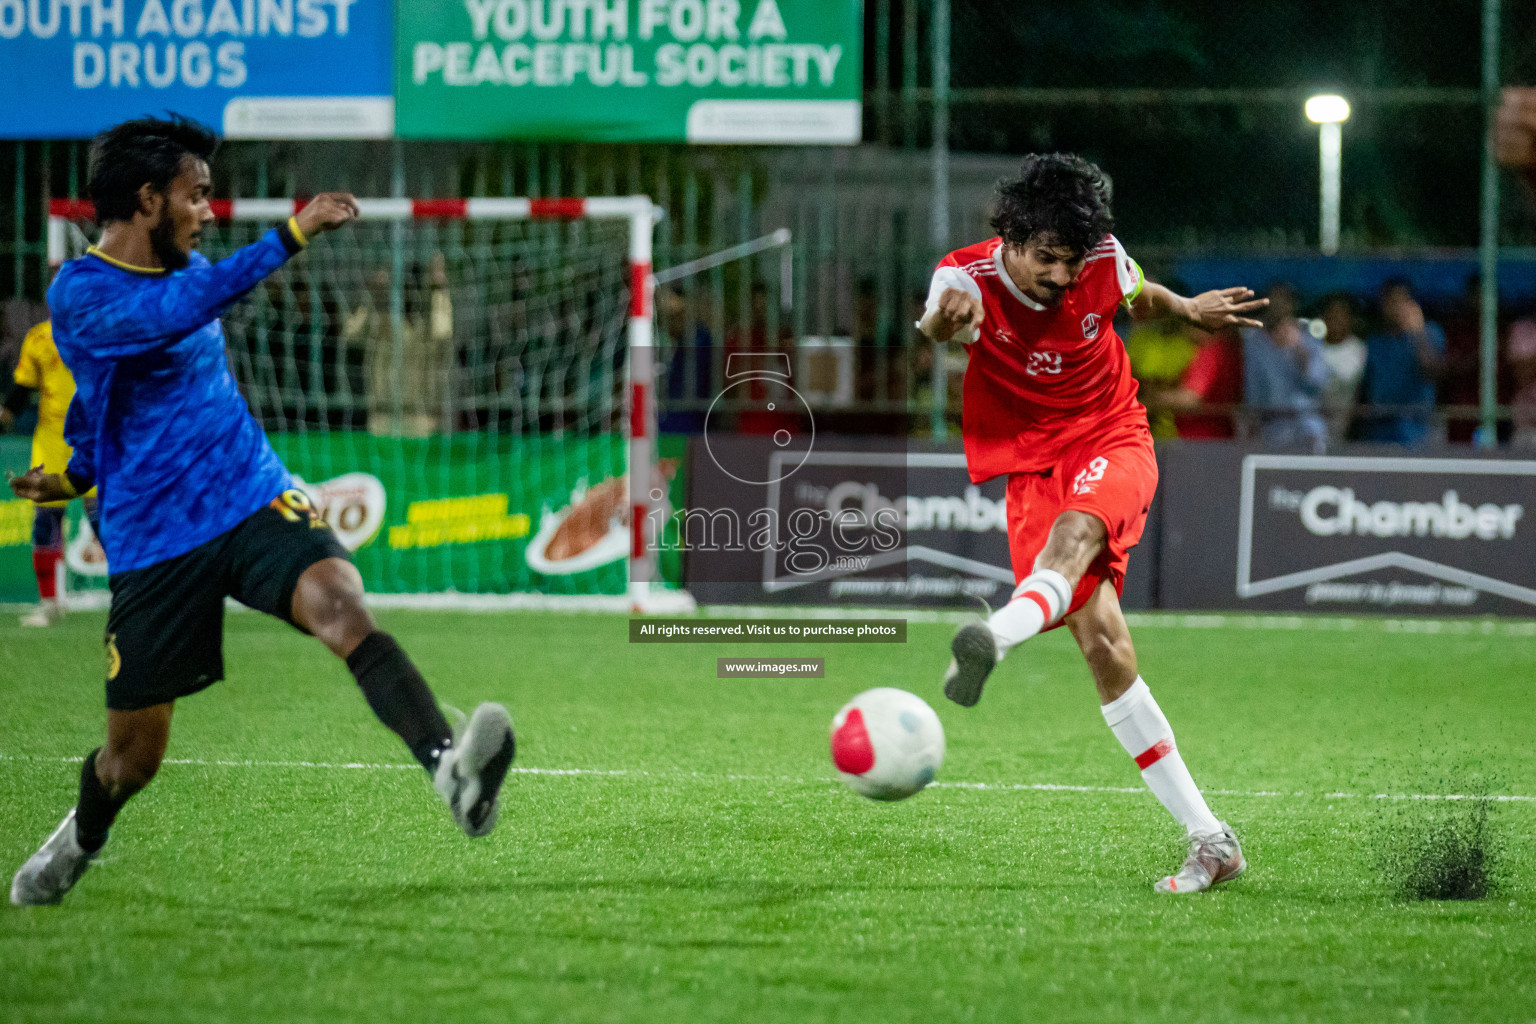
[1,319,100,626]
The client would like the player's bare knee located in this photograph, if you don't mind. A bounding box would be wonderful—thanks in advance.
[307,592,373,655]
[100,739,164,796]
[294,559,374,653]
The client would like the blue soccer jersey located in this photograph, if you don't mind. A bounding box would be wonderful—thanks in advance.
[50,225,305,573]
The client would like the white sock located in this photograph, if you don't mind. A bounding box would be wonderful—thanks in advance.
[988,569,1073,658]
[1100,677,1223,837]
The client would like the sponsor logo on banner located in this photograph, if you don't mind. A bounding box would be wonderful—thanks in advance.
[1238,454,1536,611]
[65,514,109,577]
[388,493,529,551]
[293,473,387,551]
[525,461,678,576]
[682,437,1020,604]
[757,450,1010,600]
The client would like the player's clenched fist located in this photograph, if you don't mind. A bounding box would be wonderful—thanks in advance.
[920,287,984,344]
[295,192,361,237]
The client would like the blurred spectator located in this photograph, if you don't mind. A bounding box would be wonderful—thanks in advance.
[853,278,907,414]
[724,281,800,436]
[1507,314,1536,449]
[1439,274,1487,443]
[343,257,454,437]
[657,286,715,434]
[1167,327,1242,440]
[1,297,49,393]
[844,278,908,435]
[912,288,966,436]
[247,272,349,429]
[1496,87,1536,195]
[1316,292,1365,443]
[1359,278,1445,446]
[1125,278,1199,439]
[1240,283,1327,452]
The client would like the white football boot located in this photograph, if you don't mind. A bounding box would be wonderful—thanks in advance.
[1156,823,1246,894]
[10,809,99,906]
[433,703,516,838]
[18,598,63,627]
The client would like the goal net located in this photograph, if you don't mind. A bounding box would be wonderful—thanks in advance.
[49,197,683,608]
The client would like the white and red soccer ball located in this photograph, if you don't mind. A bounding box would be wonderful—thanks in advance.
[830,688,945,801]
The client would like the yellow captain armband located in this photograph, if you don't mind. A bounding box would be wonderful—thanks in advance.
[287,216,309,248]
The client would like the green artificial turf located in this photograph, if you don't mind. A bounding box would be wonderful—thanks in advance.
[2,609,1533,1023]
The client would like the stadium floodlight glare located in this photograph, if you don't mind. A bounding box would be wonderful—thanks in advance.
[1305,94,1350,254]
[1304,94,1351,124]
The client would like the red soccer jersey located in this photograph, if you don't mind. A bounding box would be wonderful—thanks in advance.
[926,236,1147,482]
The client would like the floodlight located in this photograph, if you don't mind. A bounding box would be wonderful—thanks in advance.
[1305,95,1351,124]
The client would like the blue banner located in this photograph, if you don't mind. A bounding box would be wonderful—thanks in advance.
[0,0,393,139]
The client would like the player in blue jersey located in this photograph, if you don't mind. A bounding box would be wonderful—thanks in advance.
[10,116,516,907]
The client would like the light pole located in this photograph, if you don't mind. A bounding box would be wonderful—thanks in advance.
[1305,94,1350,255]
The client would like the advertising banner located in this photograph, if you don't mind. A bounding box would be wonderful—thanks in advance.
[0,432,687,602]
[683,434,1164,609]
[0,436,40,602]
[685,435,1013,606]
[1160,446,1536,616]
[269,431,686,594]
[0,0,394,139]
[396,0,862,142]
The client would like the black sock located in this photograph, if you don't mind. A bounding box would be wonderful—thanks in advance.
[76,749,125,853]
[346,631,453,774]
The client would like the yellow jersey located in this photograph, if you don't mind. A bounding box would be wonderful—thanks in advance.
[14,320,91,503]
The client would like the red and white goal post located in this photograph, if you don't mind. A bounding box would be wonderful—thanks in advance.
[49,195,690,613]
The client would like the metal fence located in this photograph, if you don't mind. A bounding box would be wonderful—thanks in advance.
[4,2,1536,442]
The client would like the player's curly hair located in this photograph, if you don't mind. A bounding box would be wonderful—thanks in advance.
[990,153,1115,256]
[89,114,219,224]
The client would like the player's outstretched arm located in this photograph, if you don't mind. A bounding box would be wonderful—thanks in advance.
[1132,281,1267,332]
[62,194,359,361]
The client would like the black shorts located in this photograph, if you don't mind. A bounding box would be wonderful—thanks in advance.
[104,489,351,711]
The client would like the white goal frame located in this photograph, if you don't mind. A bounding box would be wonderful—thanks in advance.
[49,195,682,612]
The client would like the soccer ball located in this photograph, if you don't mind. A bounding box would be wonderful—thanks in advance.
[830,688,945,801]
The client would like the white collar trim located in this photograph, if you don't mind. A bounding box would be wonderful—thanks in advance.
[992,243,1047,311]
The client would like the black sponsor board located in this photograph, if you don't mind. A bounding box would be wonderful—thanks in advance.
[682,435,1162,608]
[1160,444,1536,616]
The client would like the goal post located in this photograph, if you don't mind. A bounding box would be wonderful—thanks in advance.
[47,195,684,611]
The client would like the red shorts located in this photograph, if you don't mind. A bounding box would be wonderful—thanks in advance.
[1004,419,1157,623]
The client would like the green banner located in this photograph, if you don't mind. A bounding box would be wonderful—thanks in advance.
[1,437,43,603]
[271,431,686,595]
[0,433,687,603]
[396,0,862,142]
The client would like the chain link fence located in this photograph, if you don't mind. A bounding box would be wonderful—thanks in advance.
[4,2,1536,444]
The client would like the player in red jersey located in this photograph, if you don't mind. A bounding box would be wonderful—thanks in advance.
[919,154,1267,894]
